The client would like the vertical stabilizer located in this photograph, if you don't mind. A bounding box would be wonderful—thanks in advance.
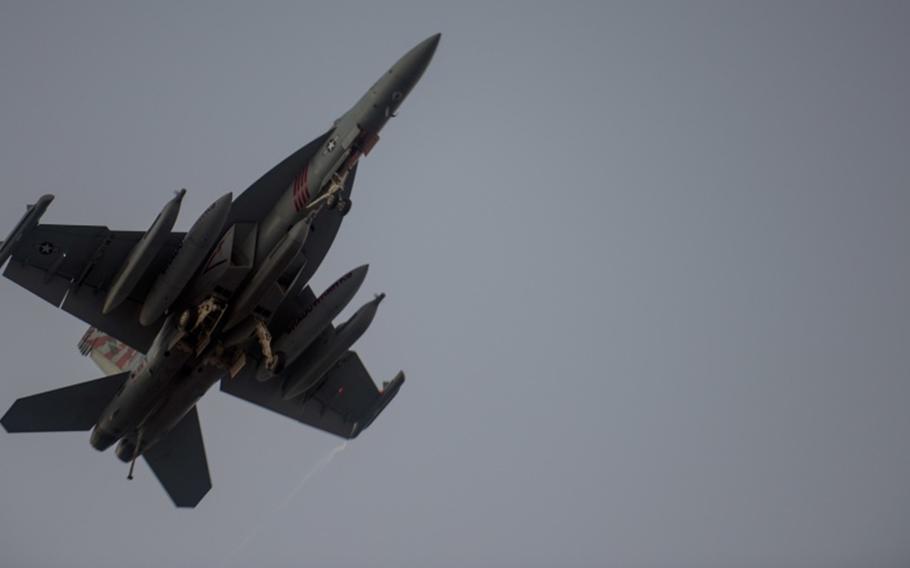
[144,406,212,508]
[77,327,145,376]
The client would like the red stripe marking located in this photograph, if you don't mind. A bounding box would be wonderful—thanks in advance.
[291,178,300,211]
[90,335,109,351]
[106,342,123,361]
[291,166,310,212]
[116,349,136,369]
[302,164,310,204]
[292,175,300,212]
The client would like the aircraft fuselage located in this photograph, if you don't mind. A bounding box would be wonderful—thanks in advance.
[86,34,440,465]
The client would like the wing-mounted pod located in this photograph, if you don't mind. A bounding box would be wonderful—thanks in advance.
[139,193,232,326]
[280,293,385,400]
[256,264,369,382]
[102,190,185,314]
[0,194,54,268]
[222,213,315,330]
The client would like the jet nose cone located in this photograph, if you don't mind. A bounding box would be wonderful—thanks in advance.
[422,33,441,56]
[395,33,441,87]
[412,32,441,68]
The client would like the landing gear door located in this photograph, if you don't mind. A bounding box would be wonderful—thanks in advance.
[339,125,360,152]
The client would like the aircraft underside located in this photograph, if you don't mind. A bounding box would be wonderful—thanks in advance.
[0,33,438,507]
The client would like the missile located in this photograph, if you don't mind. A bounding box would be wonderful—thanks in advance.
[281,292,385,400]
[0,194,54,268]
[139,192,232,326]
[102,189,185,315]
[222,214,314,330]
[255,264,368,381]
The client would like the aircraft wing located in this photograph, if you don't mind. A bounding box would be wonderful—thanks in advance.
[222,284,405,439]
[1,130,357,355]
[2,220,184,353]
[221,350,404,439]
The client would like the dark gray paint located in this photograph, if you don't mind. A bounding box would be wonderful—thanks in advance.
[1,33,432,507]
[1,373,128,433]
[1,2,909,567]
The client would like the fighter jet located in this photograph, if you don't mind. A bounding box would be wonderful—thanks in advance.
[0,33,440,507]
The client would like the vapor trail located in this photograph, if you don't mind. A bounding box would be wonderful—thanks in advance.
[282,440,348,506]
[222,441,348,567]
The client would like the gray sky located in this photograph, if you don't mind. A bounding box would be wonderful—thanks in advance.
[1,1,909,567]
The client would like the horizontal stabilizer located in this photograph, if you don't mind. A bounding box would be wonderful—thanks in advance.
[1,372,128,432]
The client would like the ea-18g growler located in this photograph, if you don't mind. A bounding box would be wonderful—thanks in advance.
[0,34,440,507]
